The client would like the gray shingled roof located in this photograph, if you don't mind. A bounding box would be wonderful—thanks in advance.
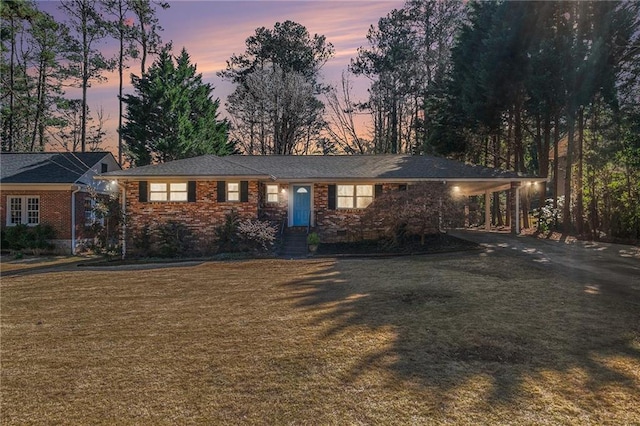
[100,155,269,178]
[101,154,529,181]
[1,152,112,184]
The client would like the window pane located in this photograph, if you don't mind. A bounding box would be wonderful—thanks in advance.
[10,197,22,224]
[228,191,240,201]
[356,196,373,209]
[337,197,354,209]
[85,199,94,224]
[266,184,278,194]
[170,183,187,192]
[356,185,372,196]
[170,192,188,201]
[227,183,239,192]
[149,192,168,201]
[337,185,353,196]
[27,198,39,224]
[267,193,279,203]
[150,183,166,192]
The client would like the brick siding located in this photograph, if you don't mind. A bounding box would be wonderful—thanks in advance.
[125,180,260,255]
[0,189,95,252]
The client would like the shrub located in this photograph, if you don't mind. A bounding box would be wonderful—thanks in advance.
[306,232,320,246]
[133,225,152,254]
[2,224,56,255]
[237,219,277,252]
[215,210,240,253]
[157,221,193,257]
[533,196,563,233]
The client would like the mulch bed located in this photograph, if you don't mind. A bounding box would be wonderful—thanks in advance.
[317,233,479,256]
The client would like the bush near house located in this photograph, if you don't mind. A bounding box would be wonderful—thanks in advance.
[1,224,56,255]
[361,182,465,247]
[129,212,278,258]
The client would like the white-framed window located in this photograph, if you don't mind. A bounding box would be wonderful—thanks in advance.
[266,184,279,203]
[149,182,188,202]
[337,185,373,209]
[6,196,39,226]
[227,182,240,202]
[84,198,105,226]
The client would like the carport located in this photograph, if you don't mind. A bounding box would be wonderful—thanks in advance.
[448,178,545,233]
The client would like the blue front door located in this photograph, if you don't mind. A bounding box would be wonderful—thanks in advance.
[292,185,311,226]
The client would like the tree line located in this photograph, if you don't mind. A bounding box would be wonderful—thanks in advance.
[2,0,639,240]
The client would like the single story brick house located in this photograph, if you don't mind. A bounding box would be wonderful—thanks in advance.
[99,154,541,257]
[1,152,121,253]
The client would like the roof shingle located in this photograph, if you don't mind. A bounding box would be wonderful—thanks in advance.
[1,152,112,184]
[101,154,530,181]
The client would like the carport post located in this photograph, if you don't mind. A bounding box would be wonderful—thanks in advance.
[484,190,491,231]
[514,184,521,234]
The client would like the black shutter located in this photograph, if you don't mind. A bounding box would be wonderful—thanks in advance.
[187,181,196,202]
[374,184,383,198]
[217,181,226,202]
[240,181,249,202]
[139,181,148,202]
[328,184,336,210]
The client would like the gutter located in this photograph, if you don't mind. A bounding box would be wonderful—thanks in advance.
[71,185,81,255]
[113,180,127,259]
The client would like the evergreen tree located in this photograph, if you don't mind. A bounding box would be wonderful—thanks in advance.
[121,47,232,166]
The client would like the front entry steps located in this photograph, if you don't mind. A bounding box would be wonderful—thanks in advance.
[279,228,309,258]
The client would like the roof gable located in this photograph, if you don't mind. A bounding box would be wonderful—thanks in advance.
[1,152,116,184]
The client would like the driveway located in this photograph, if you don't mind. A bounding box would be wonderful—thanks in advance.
[449,229,640,295]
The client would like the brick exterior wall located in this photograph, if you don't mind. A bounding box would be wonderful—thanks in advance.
[125,180,260,256]
[313,183,403,242]
[0,189,95,252]
[122,180,410,255]
[251,182,405,243]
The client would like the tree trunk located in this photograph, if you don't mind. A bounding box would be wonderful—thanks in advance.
[541,112,551,209]
[563,110,575,232]
[576,107,584,235]
[553,111,560,210]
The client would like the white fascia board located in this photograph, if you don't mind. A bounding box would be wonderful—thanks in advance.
[0,183,74,191]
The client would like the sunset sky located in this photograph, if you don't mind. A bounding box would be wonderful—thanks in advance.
[39,0,405,155]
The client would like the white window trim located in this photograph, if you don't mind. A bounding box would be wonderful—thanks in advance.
[149,182,188,202]
[336,184,374,209]
[6,195,40,226]
[266,184,279,203]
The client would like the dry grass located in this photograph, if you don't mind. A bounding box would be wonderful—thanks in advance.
[1,254,639,424]
[0,255,85,273]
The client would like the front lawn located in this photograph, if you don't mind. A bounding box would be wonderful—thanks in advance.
[1,254,638,424]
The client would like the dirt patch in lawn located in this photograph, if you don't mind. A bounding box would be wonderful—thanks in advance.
[1,254,639,424]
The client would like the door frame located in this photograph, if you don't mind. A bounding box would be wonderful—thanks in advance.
[289,184,313,227]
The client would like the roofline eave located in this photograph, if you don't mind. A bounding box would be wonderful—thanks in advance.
[96,174,272,181]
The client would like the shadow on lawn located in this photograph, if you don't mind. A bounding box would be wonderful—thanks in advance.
[281,251,640,407]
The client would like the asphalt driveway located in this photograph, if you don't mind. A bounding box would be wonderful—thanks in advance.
[449,229,640,295]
